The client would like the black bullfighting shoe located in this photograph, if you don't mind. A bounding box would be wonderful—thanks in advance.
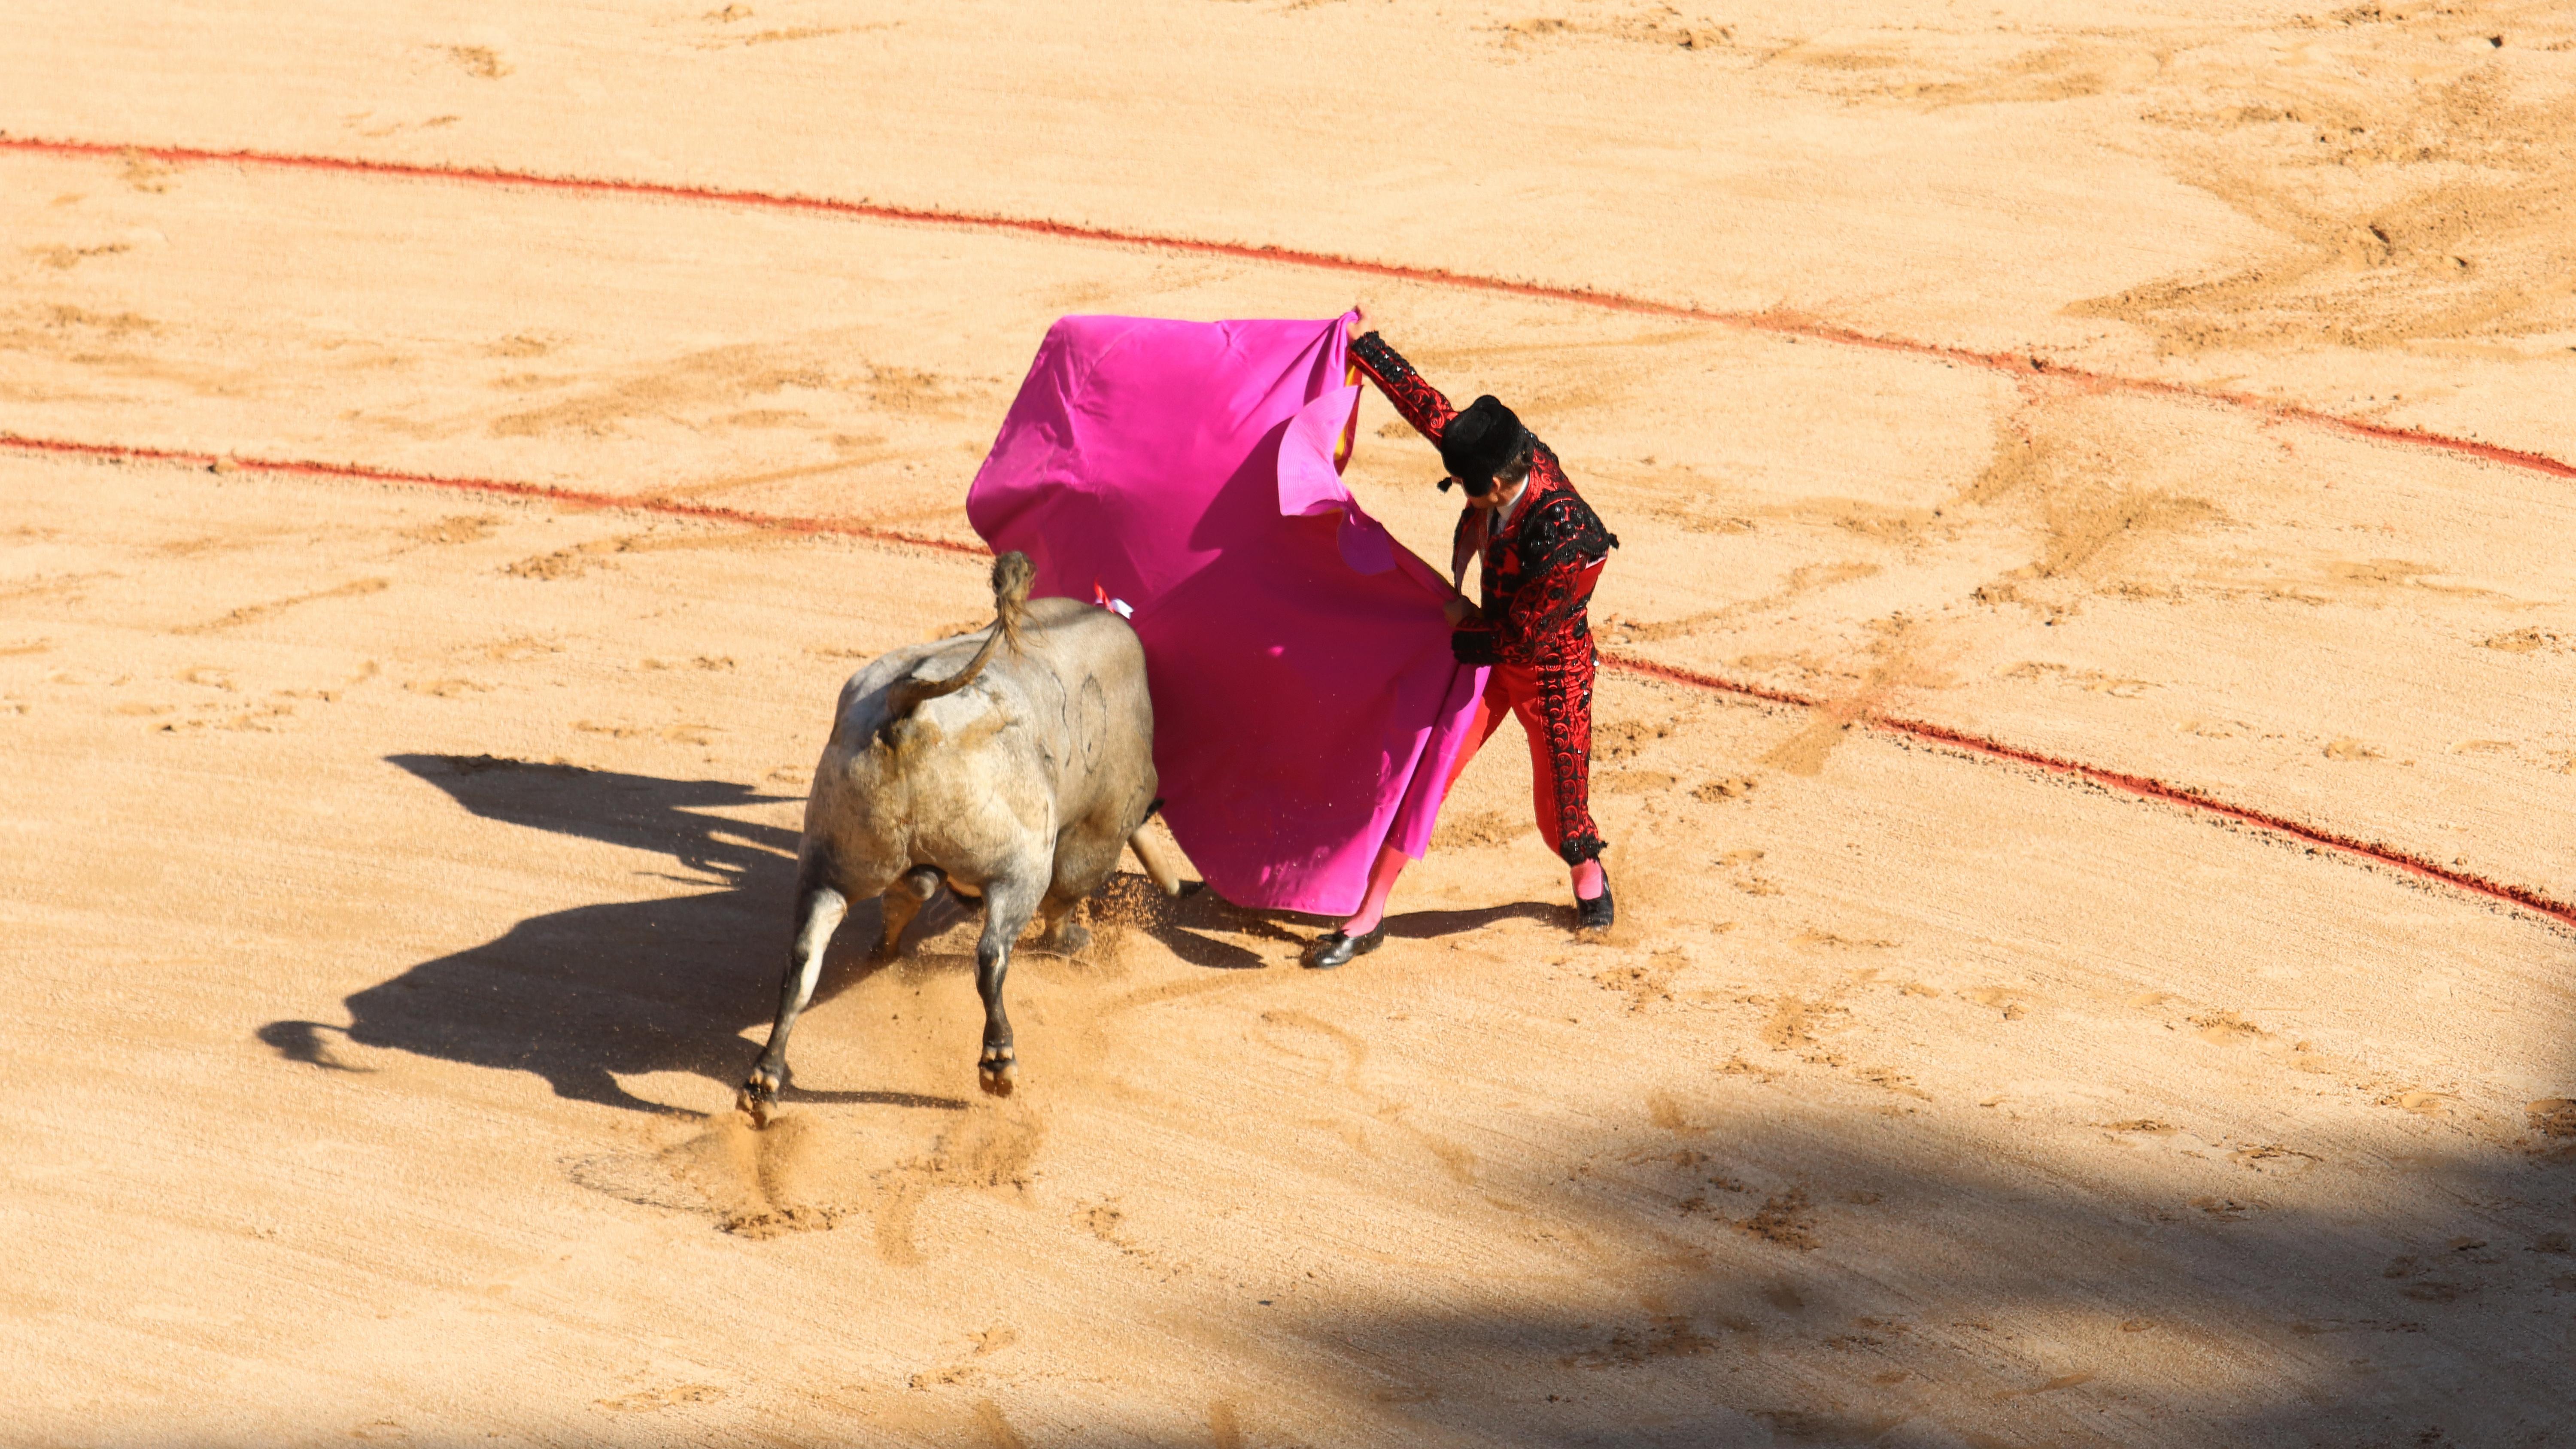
[1575,881,1615,933]
[1304,922,1388,969]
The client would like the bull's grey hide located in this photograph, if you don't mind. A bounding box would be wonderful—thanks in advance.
[738,553,1172,1118]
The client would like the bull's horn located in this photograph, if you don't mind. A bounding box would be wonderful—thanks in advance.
[1128,829,1185,899]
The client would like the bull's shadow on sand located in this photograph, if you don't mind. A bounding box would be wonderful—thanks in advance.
[255,753,1340,1112]
[258,753,874,1113]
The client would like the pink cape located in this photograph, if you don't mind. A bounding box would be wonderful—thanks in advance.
[966,313,1485,915]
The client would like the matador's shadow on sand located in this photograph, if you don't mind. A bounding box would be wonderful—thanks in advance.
[257,754,1303,1113]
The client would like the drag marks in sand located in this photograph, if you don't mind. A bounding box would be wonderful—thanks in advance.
[2074,24,2576,355]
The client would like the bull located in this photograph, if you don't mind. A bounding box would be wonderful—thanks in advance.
[738,552,1180,1119]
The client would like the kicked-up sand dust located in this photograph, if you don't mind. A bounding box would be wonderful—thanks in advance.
[6,1,2576,1444]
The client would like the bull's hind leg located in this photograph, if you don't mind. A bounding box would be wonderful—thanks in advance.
[973,873,1044,1097]
[739,869,870,1123]
[1034,823,1126,957]
[1033,889,1090,957]
[875,865,943,959]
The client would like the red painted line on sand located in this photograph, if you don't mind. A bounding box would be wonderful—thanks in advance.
[0,431,985,557]
[7,135,2569,928]
[1598,651,2576,931]
[1595,652,1826,714]
[6,134,2573,486]
[9,424,2567,929]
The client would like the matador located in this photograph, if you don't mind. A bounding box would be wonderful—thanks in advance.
[1306,328,1620,968]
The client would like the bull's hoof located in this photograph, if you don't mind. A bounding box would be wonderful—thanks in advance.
[978,1048,1017,1097]
[738,1067,782,1125]
[1037,920,1091,957]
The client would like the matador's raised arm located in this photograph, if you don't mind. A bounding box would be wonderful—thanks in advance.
[1347,331,1457,448]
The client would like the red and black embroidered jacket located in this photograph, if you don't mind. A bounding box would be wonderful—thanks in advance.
[1347,332,1618,668]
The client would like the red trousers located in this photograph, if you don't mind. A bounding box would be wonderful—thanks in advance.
[1434,642,1603,865]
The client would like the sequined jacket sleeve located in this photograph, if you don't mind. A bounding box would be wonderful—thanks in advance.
[1347,331,1455,447]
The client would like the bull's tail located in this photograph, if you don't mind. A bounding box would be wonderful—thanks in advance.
[881,551,1034,731]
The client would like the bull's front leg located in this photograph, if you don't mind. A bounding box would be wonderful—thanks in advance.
[973,877,1042,1097]
[738,880,851,1124]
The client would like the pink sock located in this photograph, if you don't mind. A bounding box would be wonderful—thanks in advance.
[1572,859,1606,901]
[1340,843,1410,936]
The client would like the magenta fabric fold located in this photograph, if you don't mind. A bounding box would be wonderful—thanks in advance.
[966,313,1486,915]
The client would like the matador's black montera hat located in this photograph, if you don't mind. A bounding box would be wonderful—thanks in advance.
[1437,395,1528,496]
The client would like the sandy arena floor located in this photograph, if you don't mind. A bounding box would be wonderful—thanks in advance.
[6,3,2576,1444]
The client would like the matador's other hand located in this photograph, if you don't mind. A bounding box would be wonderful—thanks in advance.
[1442,595,1475,627]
